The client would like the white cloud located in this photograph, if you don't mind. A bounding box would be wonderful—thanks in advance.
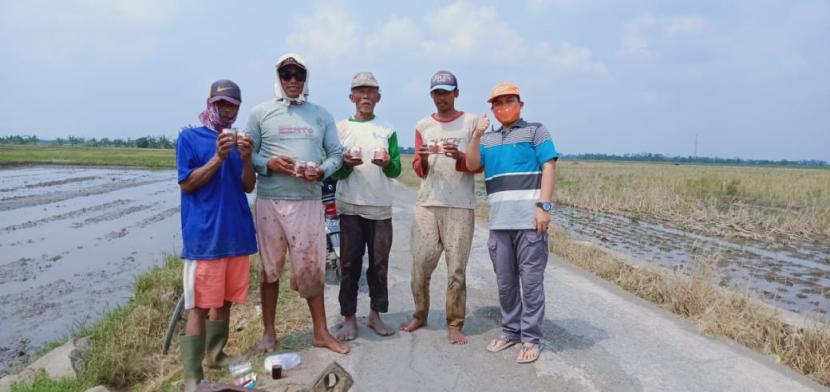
[534,42,610,78]
[1,0,178,27]
[0,0,177,65]
[365,16,421,51]
[424,0,526,60]
[421,0,527,62]
[527,0,586,12]
[285,5,359,64]
[282,0,606,79]
[620,13,707,60]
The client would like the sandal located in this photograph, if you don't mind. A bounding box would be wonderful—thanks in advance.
[486,336,519,353]
[517,342,542,364]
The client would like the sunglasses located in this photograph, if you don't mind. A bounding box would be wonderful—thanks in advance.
[278,69,307,82]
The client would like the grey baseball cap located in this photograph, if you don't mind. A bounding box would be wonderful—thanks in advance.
[207,79,241,105]
[430,70,458,92]
[351,72,379,89]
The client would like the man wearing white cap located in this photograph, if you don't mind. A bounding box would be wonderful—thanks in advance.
[466,82,559,364]
[331,72,401,341]
[247,53,348,355]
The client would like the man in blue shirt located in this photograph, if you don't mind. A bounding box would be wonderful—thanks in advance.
[176,79,257,391]
[466,82,559,365]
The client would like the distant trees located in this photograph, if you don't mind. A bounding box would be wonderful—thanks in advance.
[0,135,39,145]
[0,134,177,149]
[2,133,827,168]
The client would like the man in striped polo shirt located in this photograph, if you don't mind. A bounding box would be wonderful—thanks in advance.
[466,82,559,364]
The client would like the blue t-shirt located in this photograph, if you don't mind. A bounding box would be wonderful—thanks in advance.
[176,126,258,260]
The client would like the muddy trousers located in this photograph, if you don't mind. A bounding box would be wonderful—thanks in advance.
[488,229,548,344]
[338,214,393,316]
[410,205,475,328]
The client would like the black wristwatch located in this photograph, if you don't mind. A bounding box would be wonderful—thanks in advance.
[536,201,552,212]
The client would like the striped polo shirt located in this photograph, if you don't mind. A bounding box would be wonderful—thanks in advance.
[479,119,559,230]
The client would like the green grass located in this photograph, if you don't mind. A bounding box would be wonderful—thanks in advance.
[0,145,174,168]
[11,252,311,391]
[80,255,184,388]
[9,371,90,392]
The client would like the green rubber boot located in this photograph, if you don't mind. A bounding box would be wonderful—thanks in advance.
[204,319,239,369]
[180,333,205,392]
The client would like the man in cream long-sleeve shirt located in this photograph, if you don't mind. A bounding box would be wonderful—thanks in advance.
[248,53,348,355]
[330,72,401,341]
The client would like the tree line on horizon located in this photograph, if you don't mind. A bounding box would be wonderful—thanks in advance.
[0,134,175,149]
[561,152,828,168]
[0,134,826,168]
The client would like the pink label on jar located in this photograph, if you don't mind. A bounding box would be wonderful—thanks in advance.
[427,140,441,154]
[294,161,307,177]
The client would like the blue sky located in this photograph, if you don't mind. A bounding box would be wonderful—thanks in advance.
[1,0,828,160]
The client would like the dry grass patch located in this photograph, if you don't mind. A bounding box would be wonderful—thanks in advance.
[555,161,830,242]
[547,224,830,387]
[397,154,421,189]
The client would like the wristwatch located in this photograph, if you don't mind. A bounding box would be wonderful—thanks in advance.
[536,201,552,212]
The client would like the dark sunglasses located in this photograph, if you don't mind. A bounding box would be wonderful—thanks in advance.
[278,69,307,82]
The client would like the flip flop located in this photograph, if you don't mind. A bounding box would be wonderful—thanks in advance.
[517,342,542,364]
[486,337,519,353]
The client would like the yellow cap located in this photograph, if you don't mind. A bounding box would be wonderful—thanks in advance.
[487,82,520,103]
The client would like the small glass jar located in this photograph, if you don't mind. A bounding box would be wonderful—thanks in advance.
[348,146,362,160]
[221,128,238,143]
[306,161,319,177]
[373,148,388,161]
[294,160,307,177]
[427,141,441,154]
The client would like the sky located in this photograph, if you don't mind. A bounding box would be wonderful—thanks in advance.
[1,0,828,161]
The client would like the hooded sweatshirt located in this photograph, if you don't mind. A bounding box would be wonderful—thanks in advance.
[248,53,344,200]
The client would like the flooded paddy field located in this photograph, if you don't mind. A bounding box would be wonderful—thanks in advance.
[0,166,182,375]
[552,206,830,321]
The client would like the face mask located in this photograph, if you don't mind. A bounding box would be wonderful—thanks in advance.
[493,101,521,125]
[199,102,237,131]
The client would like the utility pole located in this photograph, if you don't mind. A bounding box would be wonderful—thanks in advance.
[694,134,698,158]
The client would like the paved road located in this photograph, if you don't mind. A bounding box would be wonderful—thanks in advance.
[259,181,826,392]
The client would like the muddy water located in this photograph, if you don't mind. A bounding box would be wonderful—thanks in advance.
[551,206,830,321]
[0,166,183,375]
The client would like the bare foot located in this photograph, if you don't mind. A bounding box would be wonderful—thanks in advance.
[334,315,358,341]
[399,318,426,332]
[313,331,350,354]
[257,331,278,353]
[448,326,467,345]
[367,312,395,337]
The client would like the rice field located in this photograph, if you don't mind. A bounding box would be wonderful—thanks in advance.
[555,161,830,243]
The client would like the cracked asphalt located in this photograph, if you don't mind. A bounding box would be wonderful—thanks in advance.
[256,181,827,392]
